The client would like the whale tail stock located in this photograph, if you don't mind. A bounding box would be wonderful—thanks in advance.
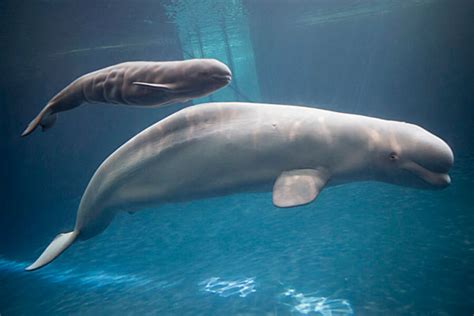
[25,230,78,271]
[21,106,57,137]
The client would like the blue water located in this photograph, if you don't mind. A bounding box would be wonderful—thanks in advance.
[1,0,473,315]
[2,156,472,314]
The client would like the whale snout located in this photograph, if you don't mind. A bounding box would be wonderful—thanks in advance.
[211,73,232,84]
[437,142,454,174]
[428,171,451,189]
[431,143,453,188]
[439,173,451,188]
[403,136,454,189]
[212,63,232,84]
[418,135,453,174]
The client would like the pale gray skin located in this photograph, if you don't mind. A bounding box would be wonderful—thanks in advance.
[26,102,454,271]
[21,58,232,137]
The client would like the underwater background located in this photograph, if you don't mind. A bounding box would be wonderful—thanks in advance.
[1,0,473,315]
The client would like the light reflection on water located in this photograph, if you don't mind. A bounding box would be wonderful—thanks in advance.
[279,288,354,316]
[2,158,470,314]
[0,257,156,289]
[1,256,354,315]
[199,276,256,297]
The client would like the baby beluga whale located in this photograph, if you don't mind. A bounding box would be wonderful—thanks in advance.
[25,102,454,271]
[21,58,232,136]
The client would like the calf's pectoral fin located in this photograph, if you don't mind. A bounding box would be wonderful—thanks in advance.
[133,81,177,92]
[272,168,329,208]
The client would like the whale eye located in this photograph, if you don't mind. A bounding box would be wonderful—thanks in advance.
[389,152,398,161]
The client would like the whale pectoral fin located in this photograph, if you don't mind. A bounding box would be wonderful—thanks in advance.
[272,169,329,208]
[133,82,176,92]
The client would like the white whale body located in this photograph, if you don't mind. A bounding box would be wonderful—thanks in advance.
[26,102,453,271]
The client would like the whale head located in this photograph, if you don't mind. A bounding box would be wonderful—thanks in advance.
[175,59,232,98]
[372,122,453,190]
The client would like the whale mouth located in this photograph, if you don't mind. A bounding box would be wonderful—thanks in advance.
[211,74,232,83]
[402,161,451,188]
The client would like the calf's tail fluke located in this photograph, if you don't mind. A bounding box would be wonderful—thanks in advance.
[21,106,57,137]
[25,231,78,271]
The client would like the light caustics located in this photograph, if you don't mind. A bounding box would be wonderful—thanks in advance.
[1,257,258,297]
[296,0,437,26]
[2,256,353,315]
[198,278,354,315]
[50,38,178,57]
[0,257,159,289]
[199,277,256,298]
[279,288,354,316]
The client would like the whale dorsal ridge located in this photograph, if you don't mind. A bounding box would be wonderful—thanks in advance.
[272,168,329,208]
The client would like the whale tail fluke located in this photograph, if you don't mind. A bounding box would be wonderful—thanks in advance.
[21,107,57,137]
[25,231,78,271]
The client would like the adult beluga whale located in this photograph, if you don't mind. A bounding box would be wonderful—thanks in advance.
[25,102,454,271]
[21,58,232,137]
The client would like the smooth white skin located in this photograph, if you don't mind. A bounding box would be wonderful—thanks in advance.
[21,59,232,136]
[74,102,453,240]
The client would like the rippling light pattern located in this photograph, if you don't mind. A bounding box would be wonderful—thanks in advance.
[0,257,154,289]
[2,256,351,315]
[280,288,354,316]
[200,277,256,297]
